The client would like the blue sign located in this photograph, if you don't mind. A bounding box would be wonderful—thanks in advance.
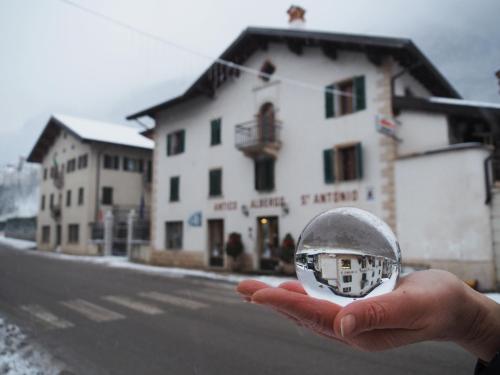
[188,211,202,227]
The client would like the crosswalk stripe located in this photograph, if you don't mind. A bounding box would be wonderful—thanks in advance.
[21,305,74,329]
[61,299,125,322]
[197,287,238,297]
[188,280,236,291]
[139,292,208,310]
[102,295,164,315]
[176,289,239,304]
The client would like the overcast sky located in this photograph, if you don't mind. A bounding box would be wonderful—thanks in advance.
[0,0,499,167]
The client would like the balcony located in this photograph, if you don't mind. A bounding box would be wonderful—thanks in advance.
[235,119,282,159]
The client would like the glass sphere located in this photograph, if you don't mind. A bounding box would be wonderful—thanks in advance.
[295,207,401,306]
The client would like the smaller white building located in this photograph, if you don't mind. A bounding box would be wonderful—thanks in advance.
[27,115,153,255]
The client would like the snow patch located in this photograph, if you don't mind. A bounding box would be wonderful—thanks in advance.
[0,235,36,250]
[0,316,66,374]
[485,293,500,304]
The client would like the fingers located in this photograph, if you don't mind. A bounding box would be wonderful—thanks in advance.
[252,287,342,337]
[334,290,427,339]
[278,281,307,295]
[236,280,270,299]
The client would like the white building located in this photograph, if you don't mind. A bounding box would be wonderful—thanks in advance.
[27,115,153,255]
[128,26,500,289]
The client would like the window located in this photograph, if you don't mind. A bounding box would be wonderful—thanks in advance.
[66,190,71,207]
[169,176,180,202]
[50,194,54,208]
[209,169,222,197]
[43,168,47,180]
[255,158,274,191]
[42,226,50,243]
[167,130,185,156]
[50,166,56,179]
[102,187,113,205]
[210,118,221,146]
[123,157,143,172]
[103,155,120,170]
[343,287,351,293]
[259,60,276,81]
[341,259,351,269]
[323,143,363,183]
[66,158,76,173]
[68,224,79,244]
[342,275,352,283]
[165,221,183,250]
[362,273,367,281]
[78,187,84,205]
[325,76,366,118]
[41,195,45,211]
[78,154,88,169]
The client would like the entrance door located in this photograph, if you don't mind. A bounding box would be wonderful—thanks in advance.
[257,216,279,270]
[208,219,224,267]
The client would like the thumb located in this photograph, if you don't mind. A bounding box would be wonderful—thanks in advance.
[334,291,426,338]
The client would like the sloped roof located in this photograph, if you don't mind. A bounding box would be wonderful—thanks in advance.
[27,114,153,163]
[127,26,460,120]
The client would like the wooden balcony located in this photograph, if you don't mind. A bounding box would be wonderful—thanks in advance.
[235,120,282,158]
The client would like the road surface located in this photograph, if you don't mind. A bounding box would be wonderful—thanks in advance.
[0,244,475,374]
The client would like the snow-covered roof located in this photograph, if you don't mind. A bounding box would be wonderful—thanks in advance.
[27,114,153,163]
[429,97,500,110]
[53,114,154,150]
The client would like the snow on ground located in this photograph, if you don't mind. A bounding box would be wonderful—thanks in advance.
[0,316,66,375]
[0,234,36,250]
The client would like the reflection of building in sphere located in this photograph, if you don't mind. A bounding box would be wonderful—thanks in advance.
[296,252,393,298]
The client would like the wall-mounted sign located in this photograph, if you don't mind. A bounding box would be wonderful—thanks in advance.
[188,211,202,227]
[376,115,398,138]
[214,201,237,211]
[250,196,285,209]
[301,190,358,206]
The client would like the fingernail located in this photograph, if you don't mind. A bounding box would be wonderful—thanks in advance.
[340,314,356,338]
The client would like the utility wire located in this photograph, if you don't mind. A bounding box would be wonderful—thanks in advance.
[57,0,356,98]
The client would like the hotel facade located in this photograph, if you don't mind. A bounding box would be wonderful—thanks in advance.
[128,27,500,289]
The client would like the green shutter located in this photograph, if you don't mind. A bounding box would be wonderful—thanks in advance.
[170,177,179,201]
[354,76,366,111]
[323,149,335,183]
[254,161,259,191]
[355,143,363,179]
[211,119,221,146]
[325,84,336,118]
[209,170,220,196]
[167,134,171,156]
[266,159,275,190]
[179,130,185,153]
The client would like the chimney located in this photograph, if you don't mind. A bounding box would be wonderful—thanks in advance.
[287,5,306,28]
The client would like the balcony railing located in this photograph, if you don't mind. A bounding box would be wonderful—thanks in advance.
[235,119,282,158]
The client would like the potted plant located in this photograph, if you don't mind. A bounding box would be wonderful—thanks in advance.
[225,232,244,271]
[279,233,296,274]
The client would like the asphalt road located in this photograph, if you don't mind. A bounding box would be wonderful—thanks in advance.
[0,244,476,375]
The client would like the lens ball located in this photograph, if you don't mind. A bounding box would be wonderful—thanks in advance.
[295,207,401,306]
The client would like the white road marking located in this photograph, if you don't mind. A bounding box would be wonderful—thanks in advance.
[139,292,208,310]
[61,299,125,322]
[102,295,164,315]
[188,280,236,291]
[21,305,74,329]
[176,289,239,304]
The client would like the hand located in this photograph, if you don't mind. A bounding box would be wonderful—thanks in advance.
[237,270,500,362]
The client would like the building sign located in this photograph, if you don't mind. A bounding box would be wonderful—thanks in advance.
[214,201,237,211]
[250,196,285,209]
[301,190,358,206]
[188,211,202,227]
[376,115,398,138]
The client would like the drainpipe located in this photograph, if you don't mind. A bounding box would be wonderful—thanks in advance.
[484,155,493,205]
[94,149,102,222]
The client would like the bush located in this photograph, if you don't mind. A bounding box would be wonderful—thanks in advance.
[225,232,244,259]
[280,233,296,264]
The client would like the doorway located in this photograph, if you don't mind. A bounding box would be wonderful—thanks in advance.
[257,216,279,270]
[208,219,224,267]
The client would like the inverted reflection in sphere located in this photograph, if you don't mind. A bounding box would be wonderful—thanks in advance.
[295,207,401,306]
